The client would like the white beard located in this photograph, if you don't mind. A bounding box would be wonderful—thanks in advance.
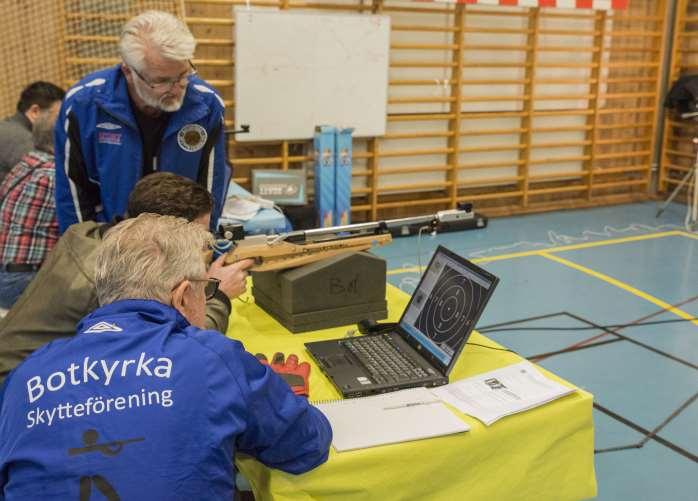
[157,92,186,112]
[133,79,186,112]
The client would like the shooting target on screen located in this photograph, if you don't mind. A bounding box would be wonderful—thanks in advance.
[415,264,490,357]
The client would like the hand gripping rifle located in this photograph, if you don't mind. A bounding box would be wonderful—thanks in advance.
[222,208,473,272]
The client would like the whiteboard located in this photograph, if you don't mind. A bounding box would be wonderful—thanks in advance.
[234,9,390,142]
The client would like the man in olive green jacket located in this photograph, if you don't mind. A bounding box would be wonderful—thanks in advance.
[0,173,253,383]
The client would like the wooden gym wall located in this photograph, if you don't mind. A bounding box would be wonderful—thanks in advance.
[0,1,182,130]
[660,0,698,204]
[185,0,668,220]
[2,0,669,222]
[0,0,65,121]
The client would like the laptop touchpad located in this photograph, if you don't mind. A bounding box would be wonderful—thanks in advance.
[323,354,354,368]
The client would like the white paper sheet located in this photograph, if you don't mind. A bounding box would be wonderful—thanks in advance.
[430,361,576,425]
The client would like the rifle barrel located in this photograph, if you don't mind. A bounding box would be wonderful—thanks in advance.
[300,214,437,238]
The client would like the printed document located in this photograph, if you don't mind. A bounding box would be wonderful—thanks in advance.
[430,361,576,425]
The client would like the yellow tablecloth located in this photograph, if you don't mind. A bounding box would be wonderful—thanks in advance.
[228,284,597,501]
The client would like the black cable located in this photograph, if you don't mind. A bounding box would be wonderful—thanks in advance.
[479,317,698,334]
[465,342,515,353]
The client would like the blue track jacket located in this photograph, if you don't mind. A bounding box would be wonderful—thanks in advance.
[0,300,331,500]
[54,65,230,233]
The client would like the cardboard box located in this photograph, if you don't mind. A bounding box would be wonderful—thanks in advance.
[334,127,354,226]
[313,125,336,228]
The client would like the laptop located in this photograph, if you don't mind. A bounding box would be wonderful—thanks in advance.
[305,245,499,398]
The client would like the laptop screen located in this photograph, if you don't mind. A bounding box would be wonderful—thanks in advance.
[398,246,499,374]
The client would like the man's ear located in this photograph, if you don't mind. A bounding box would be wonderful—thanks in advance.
[170,280,191,318]
[24,104,42,124]
[121,63,133,81]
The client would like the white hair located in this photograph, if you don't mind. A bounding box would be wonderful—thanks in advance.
[119,10,196,70]
[94,214,213,306]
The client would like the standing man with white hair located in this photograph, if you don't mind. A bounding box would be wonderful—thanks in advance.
[54,10,229,233]
[0,214,332,499]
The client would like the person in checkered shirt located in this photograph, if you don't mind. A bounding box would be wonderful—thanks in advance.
[0,99,62,309]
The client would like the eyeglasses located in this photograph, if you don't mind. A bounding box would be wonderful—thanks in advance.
[130,60,197,91]
[187,277,221,300]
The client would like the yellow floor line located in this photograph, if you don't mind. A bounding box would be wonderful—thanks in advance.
[387,230,685,276]
[541,252,698,327]
[680,231,698,240]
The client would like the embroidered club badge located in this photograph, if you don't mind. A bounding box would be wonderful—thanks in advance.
[177,124,207,152]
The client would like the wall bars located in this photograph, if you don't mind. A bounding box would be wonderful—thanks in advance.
[2,0,669,222]
[660,0,698,206]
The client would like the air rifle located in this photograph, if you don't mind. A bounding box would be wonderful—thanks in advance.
[222,207,473,272]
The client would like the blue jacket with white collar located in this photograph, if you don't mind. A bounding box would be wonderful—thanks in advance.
[53,65,230,233]
[0,300,331,500]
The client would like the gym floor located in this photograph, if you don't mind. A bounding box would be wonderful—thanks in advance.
[372,201,698,501]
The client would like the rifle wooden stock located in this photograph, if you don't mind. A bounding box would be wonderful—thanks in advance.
[224,233,392,271]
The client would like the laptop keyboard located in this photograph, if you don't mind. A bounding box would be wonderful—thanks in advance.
[342,334,429,384]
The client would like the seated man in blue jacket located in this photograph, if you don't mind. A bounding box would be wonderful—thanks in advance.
[0,214,332,500]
